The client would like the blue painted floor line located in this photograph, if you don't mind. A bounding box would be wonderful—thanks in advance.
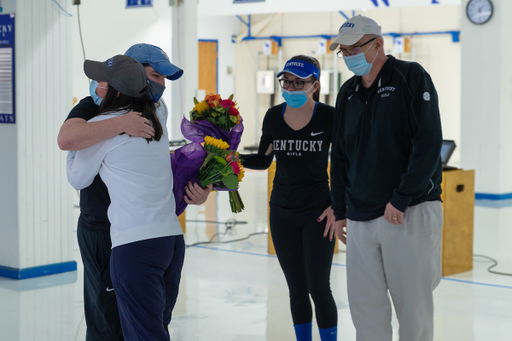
[440,277,512,290]
[190,245,278,258]
[190,245,512,290]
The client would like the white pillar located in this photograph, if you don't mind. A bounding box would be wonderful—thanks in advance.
[171,0,198,140]
[0,0,75,279]
[461,0,512,198]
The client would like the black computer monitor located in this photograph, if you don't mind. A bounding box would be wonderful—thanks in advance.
[440,140,456,167]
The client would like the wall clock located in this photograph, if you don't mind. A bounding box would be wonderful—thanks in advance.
[466,0,493,25]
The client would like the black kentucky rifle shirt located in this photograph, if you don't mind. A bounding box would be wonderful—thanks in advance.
[242,102,334,217]
[66,96,111,232]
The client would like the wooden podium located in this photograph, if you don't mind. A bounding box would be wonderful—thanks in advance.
[267,164,475,277]
[178,211,186,233]
[440,169,475,276]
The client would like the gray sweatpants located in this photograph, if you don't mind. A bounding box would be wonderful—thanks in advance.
[346,201,443,341]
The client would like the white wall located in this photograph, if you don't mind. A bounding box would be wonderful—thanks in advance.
[70,1,174,134]
[461,0,512,194]
[234,6,462,163]
[0,0,74,270]
[171,1,198,140]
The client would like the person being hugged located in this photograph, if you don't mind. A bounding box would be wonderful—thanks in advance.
[241,55,338,341]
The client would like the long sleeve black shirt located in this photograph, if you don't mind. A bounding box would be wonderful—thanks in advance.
[242,102,334,217]
[331,55,443,222]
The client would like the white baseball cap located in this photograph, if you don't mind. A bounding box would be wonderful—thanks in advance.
[329,15,382,51]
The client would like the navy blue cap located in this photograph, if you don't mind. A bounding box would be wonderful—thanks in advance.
[277,59,320,79]
[125,43,183,81]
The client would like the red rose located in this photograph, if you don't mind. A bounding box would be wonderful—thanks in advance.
[221,99,235,108]
[228,106,239,116]
[230,162,240,175]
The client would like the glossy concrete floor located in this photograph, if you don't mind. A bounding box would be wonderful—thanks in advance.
[1,170,512,340]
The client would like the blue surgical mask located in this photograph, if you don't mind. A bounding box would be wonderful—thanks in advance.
[343,40,378,76]
[89,80,103,106]
[146,79,166,102]
[281,82,317,108]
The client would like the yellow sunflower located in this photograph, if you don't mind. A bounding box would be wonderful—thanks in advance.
[204,136,230,151]
[193,100,209,114]
[237,162,245,182]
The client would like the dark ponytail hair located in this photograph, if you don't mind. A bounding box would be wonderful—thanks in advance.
[289,55,321,102]
[98,85,162,143]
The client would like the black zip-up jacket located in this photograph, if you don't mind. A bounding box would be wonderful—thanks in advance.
[331,55,443,222]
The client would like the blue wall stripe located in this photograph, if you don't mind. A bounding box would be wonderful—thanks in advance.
[0,261,77,280]
[475,192,512,200]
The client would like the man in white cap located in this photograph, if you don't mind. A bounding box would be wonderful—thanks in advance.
[329,15,444,341]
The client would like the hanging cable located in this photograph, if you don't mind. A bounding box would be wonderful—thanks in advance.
[76,4,88,86]
[76,5,87,63]
[51,0,73,17]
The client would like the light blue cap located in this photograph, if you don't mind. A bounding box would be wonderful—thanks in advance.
[125,43,184,81]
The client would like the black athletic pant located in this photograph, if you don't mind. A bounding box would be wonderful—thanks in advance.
[270,208,338,329]
[77,223,124,341]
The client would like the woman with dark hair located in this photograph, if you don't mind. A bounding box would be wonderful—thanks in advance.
[241,55,338,341]
[67,55,184,341]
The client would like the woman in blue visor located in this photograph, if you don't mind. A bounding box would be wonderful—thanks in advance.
[241,56,338,341]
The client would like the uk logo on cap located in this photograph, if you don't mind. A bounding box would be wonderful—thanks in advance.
[107,58,114,67]
[340,22,355,31]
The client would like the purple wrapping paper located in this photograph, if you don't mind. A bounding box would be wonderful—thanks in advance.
[180,116,244,150]
[171,142,206,216]
[172,116,244,215]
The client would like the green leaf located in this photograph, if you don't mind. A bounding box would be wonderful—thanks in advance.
[193,97,199,105]
[222,174,239,190]
[218,116,227,124]
[206,117,216,124]
[228,94,234,100]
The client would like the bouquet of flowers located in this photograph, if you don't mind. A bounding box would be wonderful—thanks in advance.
[199,136,245,213]
[171,94,245,214]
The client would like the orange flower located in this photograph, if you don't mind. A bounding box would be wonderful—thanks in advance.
[205,93,222,108]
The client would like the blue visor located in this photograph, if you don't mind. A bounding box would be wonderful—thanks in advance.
[277,59,319,79]
[125,43,184,81]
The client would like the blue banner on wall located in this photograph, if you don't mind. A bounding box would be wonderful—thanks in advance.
[127,0,152,8]
[0,14,15,124]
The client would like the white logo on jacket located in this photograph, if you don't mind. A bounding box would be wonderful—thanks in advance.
[377,86,395,94]
[423,92,431,101]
